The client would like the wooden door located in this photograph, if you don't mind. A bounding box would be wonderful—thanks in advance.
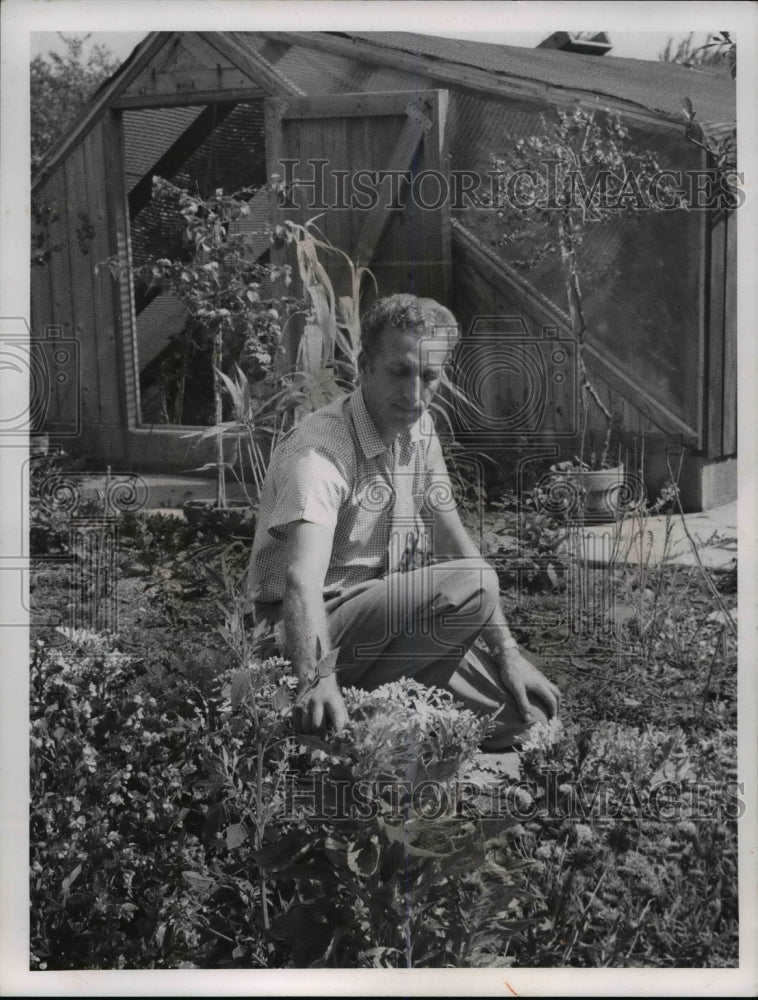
[265,90,451,352]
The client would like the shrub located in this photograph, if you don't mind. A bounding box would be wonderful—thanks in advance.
[31,628,535,969]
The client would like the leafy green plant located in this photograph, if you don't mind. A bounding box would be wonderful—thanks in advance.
[483,488,568,593]
[28,441,738,970]
[30,628,209,969]
[499,716,739,967]
[31,611,539,969]
[106,176,301,505]
[242,679,532,968]
[278,217,376,418]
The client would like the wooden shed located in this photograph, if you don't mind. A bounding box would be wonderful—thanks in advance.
[31,30,737,508]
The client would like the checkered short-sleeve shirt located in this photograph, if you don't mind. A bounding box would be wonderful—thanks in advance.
[248,387,454,603]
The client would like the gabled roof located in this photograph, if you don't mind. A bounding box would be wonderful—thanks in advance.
[34,29,736,194]
[32,31,303,192]
[310,31,737,125]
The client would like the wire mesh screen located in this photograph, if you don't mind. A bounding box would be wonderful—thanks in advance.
[122,101,269,426]
[448,90,702,426]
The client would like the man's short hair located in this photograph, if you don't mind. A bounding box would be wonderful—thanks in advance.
[360,293,458,358]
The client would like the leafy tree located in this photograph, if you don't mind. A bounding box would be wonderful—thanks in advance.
[659,30,735,75]
[31,33,119,173]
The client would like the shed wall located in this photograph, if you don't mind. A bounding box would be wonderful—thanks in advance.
[32,114,125,458]
[29,31,737,494]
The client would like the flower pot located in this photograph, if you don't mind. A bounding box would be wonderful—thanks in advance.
[566,464,625,523]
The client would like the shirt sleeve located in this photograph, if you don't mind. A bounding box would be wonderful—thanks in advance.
[267,446,349,537]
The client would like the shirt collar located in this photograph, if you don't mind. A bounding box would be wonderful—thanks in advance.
[350,386,423,460]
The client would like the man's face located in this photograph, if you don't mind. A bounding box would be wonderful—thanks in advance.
[359,325,452,444]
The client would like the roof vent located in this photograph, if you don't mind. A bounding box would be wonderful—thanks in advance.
[537,32,612,56]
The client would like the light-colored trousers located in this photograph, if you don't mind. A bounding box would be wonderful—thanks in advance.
[258,557,552,750]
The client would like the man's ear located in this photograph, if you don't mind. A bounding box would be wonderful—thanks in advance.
[357,349,369,375]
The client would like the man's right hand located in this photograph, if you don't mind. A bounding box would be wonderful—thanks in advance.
[294,672,349,734]
[282,519,349,735]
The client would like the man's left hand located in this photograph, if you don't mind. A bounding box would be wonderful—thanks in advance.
[497,648,561,723]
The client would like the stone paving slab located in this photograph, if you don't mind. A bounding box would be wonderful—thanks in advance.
[77,474,250,510]
[462,751,521,785]
[580,502,737,570]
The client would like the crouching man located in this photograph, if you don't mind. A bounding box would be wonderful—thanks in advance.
[248,294,560,749]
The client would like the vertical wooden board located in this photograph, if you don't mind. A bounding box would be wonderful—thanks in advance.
[317,112,345,217]
[306,115,352,294]
[64,143,101,427]
[354,113,403,263]
[44,170,76,427]
[722,211,737,455]
[412,94,447,262]
[624,394,643,435]
[30,192,55,335]
[387,112,446,298]
[485,271,504,315]
[451,243,581,444]
[30,188,56,433]
[264,97,286,198]
[355,114,393,290]
[434,90,452,302]
[340,113,373,255]
[351,114,382,265]
[125,34,182,93]
[463,270,507,433]
[274,112,307,363]
[380,116,435,274]
[353,114,402,294]
[695,193,708,451]
[321,114,359,302]
[175,32,227,72]
[30,258,54,337]
[264,97,293,316]
[706,214,726,458]
[84,120,124,447]
[267,91,451,352]
[450,251,476,333]
[103,110,140,437]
